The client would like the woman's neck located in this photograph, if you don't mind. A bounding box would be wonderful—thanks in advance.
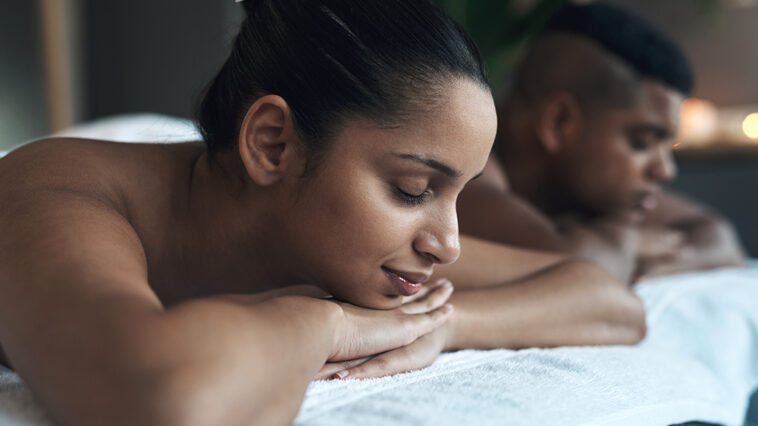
[150,149,306,305]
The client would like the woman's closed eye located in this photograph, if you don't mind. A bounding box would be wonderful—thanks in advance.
[395,186,431,206]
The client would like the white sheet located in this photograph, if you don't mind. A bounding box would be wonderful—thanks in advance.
[291,265,758,426]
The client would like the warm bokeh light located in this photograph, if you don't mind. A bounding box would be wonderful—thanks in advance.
[743,113,758,139]
[678,98,718,147]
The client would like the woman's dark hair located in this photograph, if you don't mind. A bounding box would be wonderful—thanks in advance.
[196,0,488,156]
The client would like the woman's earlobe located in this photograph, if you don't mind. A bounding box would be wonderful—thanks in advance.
[238,95,303,186]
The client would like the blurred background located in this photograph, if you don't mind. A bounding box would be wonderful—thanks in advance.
[1,0,757,256]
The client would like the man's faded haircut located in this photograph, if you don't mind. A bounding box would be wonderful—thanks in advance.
[509,2,693,109]
[544,2,693,95]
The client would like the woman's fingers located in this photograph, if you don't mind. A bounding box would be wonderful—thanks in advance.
[398,303,454,344]
[314,357,372,380]
[398,279,453,314]
[333,329,446,380]
[329,298,454,362]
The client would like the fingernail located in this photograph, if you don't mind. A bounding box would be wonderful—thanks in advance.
[442,303,454,313]
[334,370,349,379]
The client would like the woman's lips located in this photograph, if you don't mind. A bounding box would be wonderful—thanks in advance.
[381,266,429,296]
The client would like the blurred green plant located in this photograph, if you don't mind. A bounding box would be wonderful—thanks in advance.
[434,0,567,93]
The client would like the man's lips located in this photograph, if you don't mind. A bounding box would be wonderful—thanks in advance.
[634,190,660,211]
[381,266,430,296]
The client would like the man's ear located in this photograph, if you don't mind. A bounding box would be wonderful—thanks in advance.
[535,92,584,154]
[238,95,305,186]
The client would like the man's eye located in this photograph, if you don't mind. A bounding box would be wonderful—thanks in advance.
[629,138,651,151]
[395,187,429,206]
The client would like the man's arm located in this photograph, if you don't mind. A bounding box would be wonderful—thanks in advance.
[636,190,745,278]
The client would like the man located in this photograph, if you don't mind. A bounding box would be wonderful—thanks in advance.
[457,2,745,283]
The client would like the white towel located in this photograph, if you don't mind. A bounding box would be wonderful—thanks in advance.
[0,367,51,426]
[293,265,758,426]
[50,113,200,143]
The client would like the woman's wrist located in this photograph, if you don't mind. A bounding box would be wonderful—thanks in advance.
[439,304,462,352]
[253,295,342,361]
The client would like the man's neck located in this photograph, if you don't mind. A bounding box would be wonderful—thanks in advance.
[494,104,560,215]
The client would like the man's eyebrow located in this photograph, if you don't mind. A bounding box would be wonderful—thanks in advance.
[393,153,462,178]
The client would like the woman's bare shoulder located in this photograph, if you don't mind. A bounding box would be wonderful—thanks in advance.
[0,138,203,210]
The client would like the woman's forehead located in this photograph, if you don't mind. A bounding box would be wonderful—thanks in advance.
[337,80,495,154]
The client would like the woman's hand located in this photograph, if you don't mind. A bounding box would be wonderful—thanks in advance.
[315,324,449,380]
[328,279,454,363]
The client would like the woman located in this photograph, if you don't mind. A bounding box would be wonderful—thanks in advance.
[0,0,494,424]
[0,0,645,424]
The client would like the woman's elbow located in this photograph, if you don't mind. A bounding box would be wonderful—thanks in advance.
[610,290,646,344]
[569,259,647,345]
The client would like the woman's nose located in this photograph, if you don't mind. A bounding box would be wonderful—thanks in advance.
[413,208,461,265]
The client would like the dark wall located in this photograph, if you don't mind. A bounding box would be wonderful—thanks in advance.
[672,149,758,257]
[0,1,47,150]
[84,0,242,120]
[612,0,758,107]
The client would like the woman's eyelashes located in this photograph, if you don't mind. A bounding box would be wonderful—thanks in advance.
[394,185,430,206]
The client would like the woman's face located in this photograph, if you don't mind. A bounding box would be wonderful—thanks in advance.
[283,78,497,309]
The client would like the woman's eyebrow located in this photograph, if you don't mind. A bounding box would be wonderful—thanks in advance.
[392,153,462,178]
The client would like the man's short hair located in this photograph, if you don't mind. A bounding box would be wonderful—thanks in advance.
[542,2,693,96]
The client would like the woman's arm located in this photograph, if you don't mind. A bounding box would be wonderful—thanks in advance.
[439,237,645,348]
[443,259,645,350]
[0,190,451,426]
[320,238,644,379]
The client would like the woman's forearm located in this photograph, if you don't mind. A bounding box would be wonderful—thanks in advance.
[442,260,646,351]
[38,296,339,426]
[143,296,339,426]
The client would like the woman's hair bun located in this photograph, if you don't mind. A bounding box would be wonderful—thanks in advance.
[198,0,489,156]
[238,0,259,16]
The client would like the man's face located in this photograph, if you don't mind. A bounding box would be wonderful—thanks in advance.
[556,81,684,216]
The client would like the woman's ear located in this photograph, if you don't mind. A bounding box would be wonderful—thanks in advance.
[238,95,306,186]
[535,92,584,154]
